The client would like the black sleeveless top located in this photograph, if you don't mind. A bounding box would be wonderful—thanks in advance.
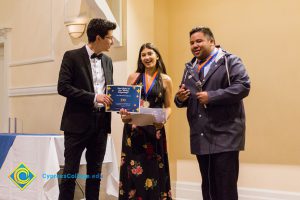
[133,73,165,108]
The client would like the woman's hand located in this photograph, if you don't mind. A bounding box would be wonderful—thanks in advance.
[120,108,132,123]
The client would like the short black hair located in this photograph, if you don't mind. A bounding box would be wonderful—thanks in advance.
[189,26,215,42]
[87,18,116,43]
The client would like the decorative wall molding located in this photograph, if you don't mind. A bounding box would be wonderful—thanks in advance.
[9,85,57,97]
[0,28,12,39]
[9,56,55,67]
[8,60,127,97]
[9,0,54,67]
[172,181,300,200]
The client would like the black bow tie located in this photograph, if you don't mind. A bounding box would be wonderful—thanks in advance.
[91,53,103,59]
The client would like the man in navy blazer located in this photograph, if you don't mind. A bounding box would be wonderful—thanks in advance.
[175,27,250,200]
[57,18,116,200]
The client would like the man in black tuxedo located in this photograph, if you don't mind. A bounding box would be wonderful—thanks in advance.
[57,18,116,200]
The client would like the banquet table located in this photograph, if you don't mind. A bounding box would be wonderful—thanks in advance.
[0,133,119,200]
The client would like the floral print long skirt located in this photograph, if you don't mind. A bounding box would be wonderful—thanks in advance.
[119,124,172,200]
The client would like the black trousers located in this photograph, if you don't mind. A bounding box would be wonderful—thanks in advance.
[196,151,239,200]
[59,112,108,200]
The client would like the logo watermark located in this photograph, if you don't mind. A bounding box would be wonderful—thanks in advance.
[42,173,102,180]
[8,162,36,191]
[8,162,103,191]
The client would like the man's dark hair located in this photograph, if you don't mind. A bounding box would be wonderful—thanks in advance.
[87,18,116,42]
[189,26,215,42]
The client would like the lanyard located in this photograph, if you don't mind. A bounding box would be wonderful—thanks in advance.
[142,70,158,99]
[197,51,218,73]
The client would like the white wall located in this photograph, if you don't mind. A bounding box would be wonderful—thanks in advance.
[126,0,154,75]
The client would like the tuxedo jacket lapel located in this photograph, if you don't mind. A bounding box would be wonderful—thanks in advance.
[81,46,95,92]
[101,55,113,85]
[101,56,109,84]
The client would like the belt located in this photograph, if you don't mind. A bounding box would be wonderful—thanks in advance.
[93,106,105,113]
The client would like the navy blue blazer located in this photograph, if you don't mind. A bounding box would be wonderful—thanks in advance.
[175,48,250,155]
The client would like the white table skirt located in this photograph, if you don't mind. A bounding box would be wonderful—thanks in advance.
[0,134,119,200]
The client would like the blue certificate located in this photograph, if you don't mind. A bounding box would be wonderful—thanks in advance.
[106,85,141,112]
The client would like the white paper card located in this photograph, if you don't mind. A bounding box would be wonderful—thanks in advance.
[129,107,166,126]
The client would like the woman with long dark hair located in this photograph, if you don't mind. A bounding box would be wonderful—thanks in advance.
[119,43,173,199]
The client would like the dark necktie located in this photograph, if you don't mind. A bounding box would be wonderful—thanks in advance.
[90,53,103,59]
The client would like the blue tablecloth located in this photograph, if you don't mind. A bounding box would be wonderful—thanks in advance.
[0,134,16,169]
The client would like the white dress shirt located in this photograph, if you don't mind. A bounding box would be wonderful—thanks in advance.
[85,45,105,107]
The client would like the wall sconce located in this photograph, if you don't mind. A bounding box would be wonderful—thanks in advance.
[65,22,86,39]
